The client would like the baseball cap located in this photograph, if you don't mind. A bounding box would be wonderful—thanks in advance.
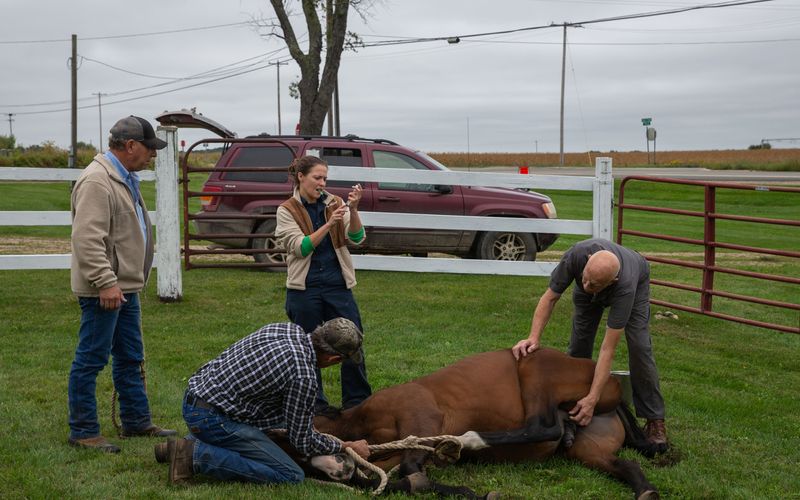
[110,116,168,150]
[316,318,364,363]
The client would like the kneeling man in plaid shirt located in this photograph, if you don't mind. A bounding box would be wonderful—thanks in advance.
[160,318,370,484]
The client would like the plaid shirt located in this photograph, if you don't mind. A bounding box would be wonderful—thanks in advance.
[187,322,341,457]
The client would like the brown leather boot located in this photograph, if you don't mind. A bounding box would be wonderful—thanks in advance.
[68,436,121,454]
[121,424,178,438]
[154,441,169,463]
[644,419,667,445]
[168,438,195,483]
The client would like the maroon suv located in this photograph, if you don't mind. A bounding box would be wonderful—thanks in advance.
[157,109,558,264]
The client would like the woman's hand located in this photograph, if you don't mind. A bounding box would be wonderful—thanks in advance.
[327,204,347,225]
[347,184,363,210]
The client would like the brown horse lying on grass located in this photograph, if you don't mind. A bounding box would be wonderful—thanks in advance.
[293,348,664,499]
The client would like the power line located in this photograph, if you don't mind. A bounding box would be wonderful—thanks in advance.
[6,58,293,116]
[0,48,291,109]
[359,0,776,47]
[0,21,254,45]
[456,36,800,46]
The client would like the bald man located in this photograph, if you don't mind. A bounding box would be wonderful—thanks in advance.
[512,238,667,446]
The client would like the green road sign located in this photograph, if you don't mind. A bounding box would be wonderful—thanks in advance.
[641,118,652,126]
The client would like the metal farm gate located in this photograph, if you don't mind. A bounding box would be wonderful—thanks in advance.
[617,176,799,334]
[181,138,296,270]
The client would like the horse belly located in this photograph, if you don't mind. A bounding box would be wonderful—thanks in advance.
[420,352,526,434]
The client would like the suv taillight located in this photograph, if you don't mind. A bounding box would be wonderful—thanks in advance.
[200,185,223,212]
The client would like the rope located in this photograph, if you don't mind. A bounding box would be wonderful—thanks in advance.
[111,357,148,435]
[316,433,464,496]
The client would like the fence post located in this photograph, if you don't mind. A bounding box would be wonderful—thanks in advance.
[155,126,182,301]
[701,185,716,312]
[593,157,613,240]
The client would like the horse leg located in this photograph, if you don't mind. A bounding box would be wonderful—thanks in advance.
[384,472,489,499]
[377,450,488,499]
[571,454,659,500]
[456,412,563,450]
[565,412,659,499]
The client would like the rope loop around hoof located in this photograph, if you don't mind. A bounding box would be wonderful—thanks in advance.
[317,432,465,496]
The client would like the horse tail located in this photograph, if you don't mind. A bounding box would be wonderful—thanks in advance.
[615,403,664,458]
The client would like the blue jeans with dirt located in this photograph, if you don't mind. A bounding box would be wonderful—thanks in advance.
[183,394,304,483]
[68,293,152,439]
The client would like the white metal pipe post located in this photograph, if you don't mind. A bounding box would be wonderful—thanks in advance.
[155,126,182,301]
[592,157,613,240]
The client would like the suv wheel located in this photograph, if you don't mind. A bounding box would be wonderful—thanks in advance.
[475,231,537,261]
[251,219,287,271]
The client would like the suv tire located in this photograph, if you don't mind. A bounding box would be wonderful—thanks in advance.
[251,219,287,271]
[475,231,537,261]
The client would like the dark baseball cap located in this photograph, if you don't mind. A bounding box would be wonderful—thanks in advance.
[110,116,168,150]
[315,318,364,363]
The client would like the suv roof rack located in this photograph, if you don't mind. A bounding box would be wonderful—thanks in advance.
[243,133,398,146]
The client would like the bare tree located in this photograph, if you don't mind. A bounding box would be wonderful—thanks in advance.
[263,0,366,135]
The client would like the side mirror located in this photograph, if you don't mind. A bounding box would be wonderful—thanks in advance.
[433,185,453,195]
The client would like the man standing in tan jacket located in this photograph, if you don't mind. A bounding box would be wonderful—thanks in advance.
[68,116,175,453]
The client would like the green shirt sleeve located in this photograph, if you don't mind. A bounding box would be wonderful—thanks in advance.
[300,235,314,257]
[348,227,365,243]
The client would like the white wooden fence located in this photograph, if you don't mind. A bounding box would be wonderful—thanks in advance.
[0,126,613,300]
[330,158,613,275]
[0,127,183,300]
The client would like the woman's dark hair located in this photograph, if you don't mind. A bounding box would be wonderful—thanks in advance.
[288,155,327,186]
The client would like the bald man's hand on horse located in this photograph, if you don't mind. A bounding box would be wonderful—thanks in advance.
[569,394,598,426]
[343,439,371,459]
[511,339,540,360]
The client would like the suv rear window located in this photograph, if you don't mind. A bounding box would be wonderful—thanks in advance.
[222,146,295,183]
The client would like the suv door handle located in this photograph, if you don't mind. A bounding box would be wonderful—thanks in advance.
[378,196,400,202]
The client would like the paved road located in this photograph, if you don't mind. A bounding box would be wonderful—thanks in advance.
[453,166,800,183]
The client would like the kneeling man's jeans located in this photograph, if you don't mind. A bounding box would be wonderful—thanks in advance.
[182,395,304,484]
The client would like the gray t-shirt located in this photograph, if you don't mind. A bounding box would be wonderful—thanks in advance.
[549,239,649,329]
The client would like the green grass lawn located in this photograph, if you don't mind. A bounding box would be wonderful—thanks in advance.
[1,267,799,499]
[1,173,798,498]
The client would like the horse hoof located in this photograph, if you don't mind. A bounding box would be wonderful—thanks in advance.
[484,491,502,500]
[406,471,431,493]
[637,490,660,500]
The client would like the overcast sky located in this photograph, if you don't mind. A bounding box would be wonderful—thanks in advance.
[2,0,799,153]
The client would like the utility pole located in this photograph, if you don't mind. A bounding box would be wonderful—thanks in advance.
[326,0,334,136]
[92,92,107,152]
[556,23,582,167]
[267,61,288,134]
[334,76,340,136]
[558,24,567,167]
[5,113,13,137]
[466,117,471,171]
[70,34,78,171]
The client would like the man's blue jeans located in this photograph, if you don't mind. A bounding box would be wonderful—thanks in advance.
[183,394,304,484]
[68,293,152,439]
